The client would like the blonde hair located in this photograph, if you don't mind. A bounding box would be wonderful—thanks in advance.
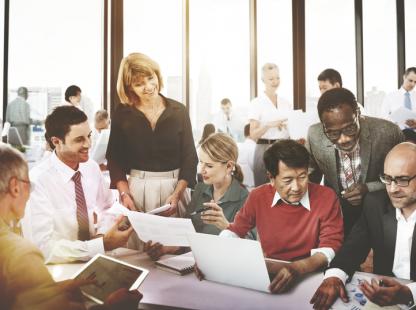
[199,133,244,183]
[117,53,164,106]
[261,62,279,80]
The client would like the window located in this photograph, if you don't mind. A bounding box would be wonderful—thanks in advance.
[0,0,4,124]
[8,0,103,124]
[363,0,397,117]
[305,0,356,114]
[405,0,416,68]
[124,0,183,103]
[257,0,293,105]
[189,0,250,142]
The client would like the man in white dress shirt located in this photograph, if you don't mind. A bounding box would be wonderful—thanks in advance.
[381,67,416,142]
[311,142,416,310]
[213,98,242,141]
[23,106,133,263]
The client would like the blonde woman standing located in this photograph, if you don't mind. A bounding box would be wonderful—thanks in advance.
[106,53,198,218]
[145,133,255,260]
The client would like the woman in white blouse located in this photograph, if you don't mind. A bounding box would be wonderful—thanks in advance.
[248,63,292,186]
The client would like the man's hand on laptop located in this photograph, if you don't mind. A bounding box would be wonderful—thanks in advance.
[310,277,348,310]
[268,263,300,293]
[194,264,205,281]
[103,216,134,251]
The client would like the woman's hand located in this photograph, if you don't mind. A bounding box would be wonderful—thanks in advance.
[120,192,137,211]
[159,193,180,217]
[200,200,229,230]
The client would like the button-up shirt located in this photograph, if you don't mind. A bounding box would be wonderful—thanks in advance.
[23,152,115,263]
[325,209,416,306]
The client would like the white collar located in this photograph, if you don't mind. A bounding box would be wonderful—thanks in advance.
[51,151,86,183]
[395,208,416,223]
[271,189,310,211]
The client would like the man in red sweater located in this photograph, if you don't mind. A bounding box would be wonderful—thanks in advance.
[219,139,344,293]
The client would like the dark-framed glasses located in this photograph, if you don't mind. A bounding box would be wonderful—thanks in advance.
[379,174,416,187]
[324,114,359,141]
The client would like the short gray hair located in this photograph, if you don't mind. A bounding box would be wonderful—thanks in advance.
[0,144,28,196]
[261,63,279,80]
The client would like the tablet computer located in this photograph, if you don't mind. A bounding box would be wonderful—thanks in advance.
[72,254,149,304]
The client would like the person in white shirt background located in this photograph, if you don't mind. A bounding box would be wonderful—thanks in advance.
[237,124,256,189]
[249,62,292,186]
[91,109,111,170]
[213,98,243,141]
[381,67,416,142]
[65,84,95,124]
[23,105,133,264]
[311,142,416,310]
[317,68,367,115]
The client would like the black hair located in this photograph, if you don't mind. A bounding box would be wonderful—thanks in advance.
[244,123,250,138]
[64,85,82,102]
[45,105,87,149]
[263,139,310,178]
[317,68,342,87]
[317,87,358,120]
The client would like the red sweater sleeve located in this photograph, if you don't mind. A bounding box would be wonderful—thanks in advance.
[317,189,344,253]
[227,190,257,237]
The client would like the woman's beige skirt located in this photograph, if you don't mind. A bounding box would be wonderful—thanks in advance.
[127,168,190,250]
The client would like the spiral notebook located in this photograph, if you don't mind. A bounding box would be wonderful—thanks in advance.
[155,252,195,276]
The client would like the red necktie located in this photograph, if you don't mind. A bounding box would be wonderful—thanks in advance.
[72,171,90,241]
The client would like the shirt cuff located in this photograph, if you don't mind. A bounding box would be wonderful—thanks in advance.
[86,237,105,257]
[323,268,349,285]
[406,283,416,307]
[219,229,239,238]
[311,247,335,266]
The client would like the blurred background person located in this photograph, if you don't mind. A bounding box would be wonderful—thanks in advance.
[64,85,95,123]
[237,124,256,189]
[144,132,254,260]
[106,52,198,246]
[249,63,292,186]
[198,123,215,147]
[91,110,111,170]
[6,86,31,145]
[213,98,243,141]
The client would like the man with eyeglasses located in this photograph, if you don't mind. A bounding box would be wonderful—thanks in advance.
[306,87,404,237]
[311,142,416,310]
[0,144,142,309]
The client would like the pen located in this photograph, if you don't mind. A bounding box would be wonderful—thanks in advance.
[189,201,225,216]
[190,207,211,216]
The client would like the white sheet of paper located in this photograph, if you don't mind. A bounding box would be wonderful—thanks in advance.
[146,204,171,215]
[128,212,195,246]
[389,106,416,128]
[107,202,131,216]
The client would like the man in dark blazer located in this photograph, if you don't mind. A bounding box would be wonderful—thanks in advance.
[306,88,404,236]
[310,142,416,310]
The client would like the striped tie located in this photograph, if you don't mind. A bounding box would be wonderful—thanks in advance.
[72,171,90,241]
[342,153,355,189]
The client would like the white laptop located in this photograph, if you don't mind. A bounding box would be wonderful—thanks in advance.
[187,232,271,293]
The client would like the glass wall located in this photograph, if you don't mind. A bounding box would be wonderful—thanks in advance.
[257,0,293,105]
[124,0,183,103]
[8,0,103,126]
[363,0,397,117]
[305,0,356,115]
[405,0,416,68]
[189,0,250,142]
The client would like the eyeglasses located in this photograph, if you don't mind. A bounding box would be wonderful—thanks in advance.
[379,174,416,187]
[323,115,359,141]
